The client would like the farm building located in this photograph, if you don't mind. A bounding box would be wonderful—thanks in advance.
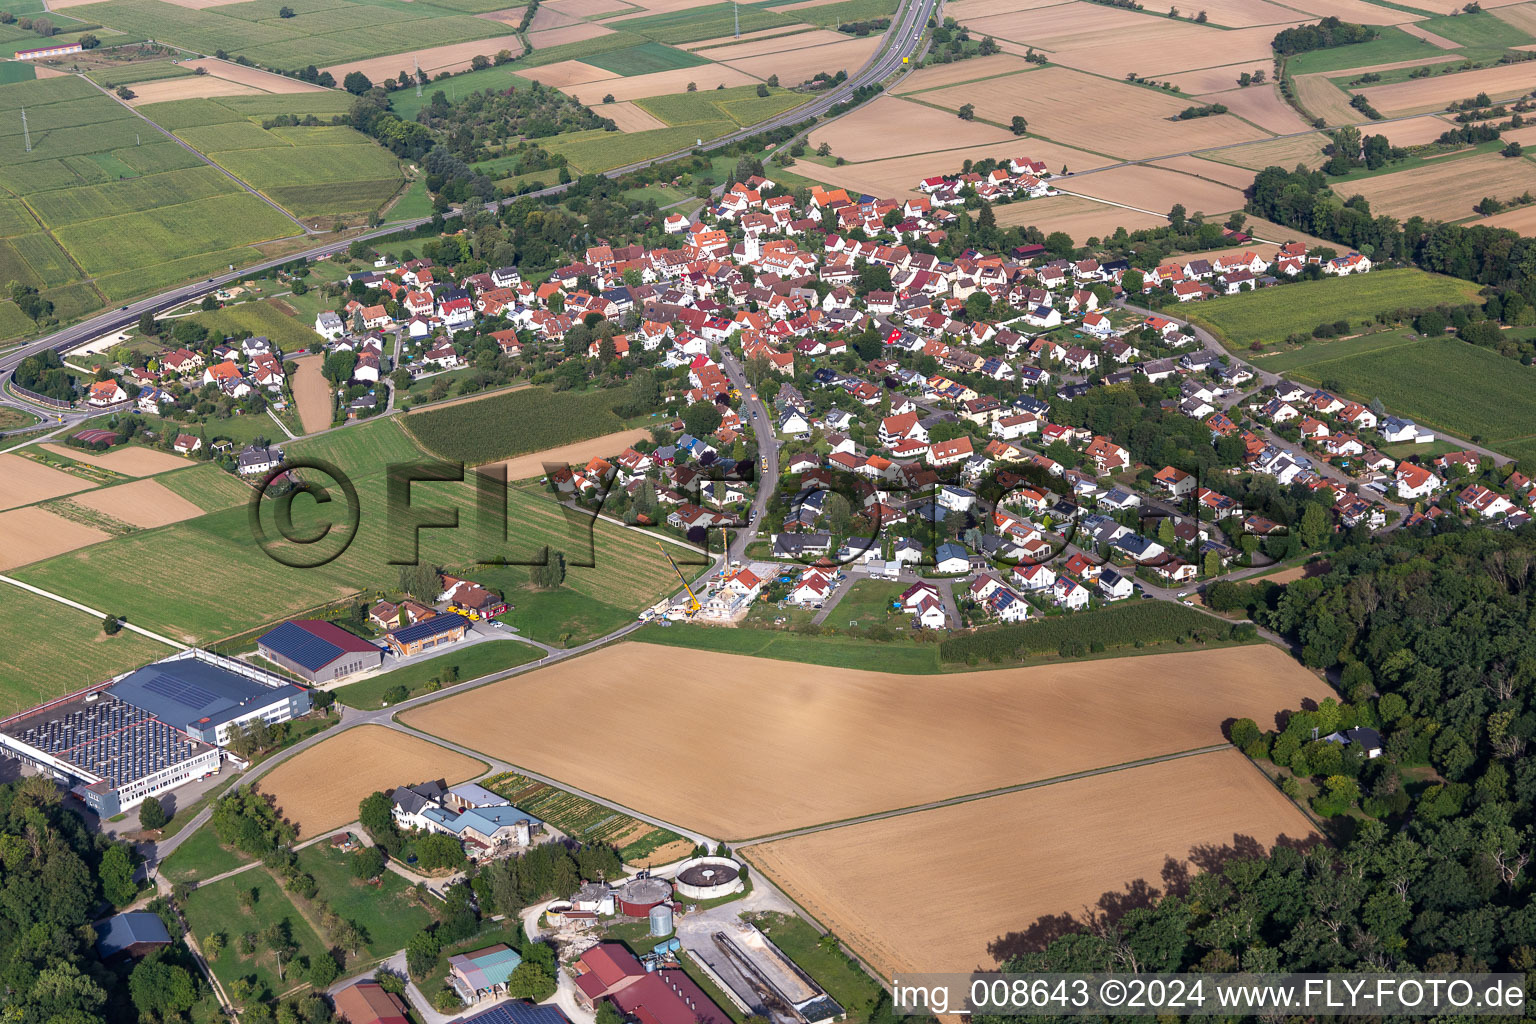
[390,780,543,856]
[686,920,844,1024]
[256,620,383,683]
[15,42,82,59]
[94,912,172,961]
[449,944,523,1004]
[384,613,470,657]
[106,649,312,746]
[573,943,730,1024]
[438,576,509,620]
[453,1003,572,1024]
[616,876,672,917]
[331,980,410,1024]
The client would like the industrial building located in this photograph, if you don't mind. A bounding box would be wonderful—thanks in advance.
[384,613,469,657]
[0,650,310,816]
[256,619,383,683]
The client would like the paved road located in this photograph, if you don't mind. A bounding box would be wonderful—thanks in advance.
[0,0,938,417]
[716,342,780,562]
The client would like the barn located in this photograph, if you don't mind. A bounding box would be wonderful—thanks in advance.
[257,619,382,683]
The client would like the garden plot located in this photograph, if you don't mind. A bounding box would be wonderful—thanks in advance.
[806,94,1017,162]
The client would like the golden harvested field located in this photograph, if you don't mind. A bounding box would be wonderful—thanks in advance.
[322,35,526,82]
[1471,204,1536,233]
[917,66,1270,159]
[185,58,329,92]
[1150,154,1265,189]
[1202,83,1316,135]
[603,100,669,132]
[1208,132,1328,170]
[1061,164,1244,217]
[807,95,1017,162]
[1365,114,1454,146]
[290,354,332,435]
[1499,124,1536,148]
[1292,74,1359,126]
[126,77,263,104]
[40,443,189,477]
[792,139,1103,198]
[518,60,621,89]
[400,642,1332,838]
[608,0,720,17]
[0,507,111,571]
[947,0,1080,16]
[722,36,880,85]
[993,193,1166,237]
[1118,0,1301,28]
[1340,152,1536,222]
[1493,4,1536,35]
[748,749,1318,978]
[545,0,635,15]
[1241,215,1336,249]
[0,454,90,511]
[1360,62,1536,116]
[258,726,487,840]
[1273,0,1411,23]
[1398,22,1460,47]
[485,426,653,481]
[567,65,758,101]
[524,5,581,29]
[69,478,204,529]
[1162,62,1270,94]
[986,8,1283,78]
[891,53,1039,93]
[527,22,617,48]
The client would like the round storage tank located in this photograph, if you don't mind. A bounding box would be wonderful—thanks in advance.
[616,876,672,916]
[673,856,745,900]
[649,903,673,937]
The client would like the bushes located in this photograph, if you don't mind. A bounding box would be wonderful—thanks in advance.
[938,602,1237,664]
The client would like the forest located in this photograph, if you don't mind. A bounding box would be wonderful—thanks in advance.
[986,528,1536,995]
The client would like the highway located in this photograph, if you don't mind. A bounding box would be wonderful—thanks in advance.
[0,0,938,416]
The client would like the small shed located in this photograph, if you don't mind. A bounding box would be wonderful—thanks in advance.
[95,911,172,960]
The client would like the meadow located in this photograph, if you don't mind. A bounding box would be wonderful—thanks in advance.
[402,384,635,464]
[294,842,437,957]
[181,870,330,1001]
[1282,26,1442,76]
[187,298,326,352]
[1285,336,1536,446]
[582,40,710,75]
[1185,270,1482,347]
[636,85,809,127]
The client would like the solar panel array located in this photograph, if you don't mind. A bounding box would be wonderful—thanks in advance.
[15,697,205,787]
[141,673,219,711]
[259,621,344,672]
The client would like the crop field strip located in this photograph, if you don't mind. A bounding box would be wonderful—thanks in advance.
[483,771,688,862]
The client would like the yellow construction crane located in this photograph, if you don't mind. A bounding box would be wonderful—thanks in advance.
[658,542,701,614]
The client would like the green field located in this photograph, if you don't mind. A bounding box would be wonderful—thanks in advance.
[544,122,731,172]
[786,0,897,28]
[581,40,710,76]
[0,61,33,84]
[13,417,682,645]
[156,462,256,512]
[27,166,237,225]
[85,60,195,87]
[1185,269,1482,348]
[1251,326,1422,372]
[186,298,323,352]
[514,29,645,69]
[389,64,528,119]
[53,192,299,277]
[636,85,809,127]
[403,384,635,464]
[1283,25,1443,76]
[1411,11,1534,49]
[181,869,330,1002]
[295,842,436,957]
[159,824,254,885]
[1284,335,1536,446]
[617,1,800,43]
[0,583,170,712]
[71,0,509,70]
[332,639,541,709]
[635,624,948,673]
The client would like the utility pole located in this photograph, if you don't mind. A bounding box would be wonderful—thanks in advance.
[20,108,30,153]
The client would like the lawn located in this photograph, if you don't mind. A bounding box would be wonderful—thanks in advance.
[0,583,170,712]
[617,1,800,43]
[159,824,254,885]
[332,639,542,709]
[1284,335,1536,446]
[581,40,710,76]
[1184,269,1482,348]
[181,869,330,1002]
[824,579,904,631]
[294,842,437,958]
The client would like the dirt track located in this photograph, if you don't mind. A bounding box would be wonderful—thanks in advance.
[748,749,1318,978]
[259,726,487,839]
[400,642,1333,838]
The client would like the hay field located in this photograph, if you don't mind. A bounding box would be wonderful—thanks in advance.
[69,478,204,528]
[1061,164,1244,217]
[518,59,621,88]
[992,193,1167,237]
[890,53,1037,93]
[38,443,189,476]
[0,454,90,510]
[258,726,487,839]
[1359,62,1536,116]
[1365,113,1454,146]
[806,95,1017,162]
[321,34,527,81]
[1207,132,1327,170]
[1471,204,1536,233]
[748,749,1317,978]
[603,101,670,131]
[721,35,879,84]
[0,507,111,571]
[486,427,654,480]
[290,354,332,434]
[1292,74,1359,125]
[400,642,1332,837]
[1340,152,1536,222]
[917,66,1270,159]
[1149,154,1263,188]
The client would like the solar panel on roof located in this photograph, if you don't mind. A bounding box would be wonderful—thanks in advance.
[142,674,217,709]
